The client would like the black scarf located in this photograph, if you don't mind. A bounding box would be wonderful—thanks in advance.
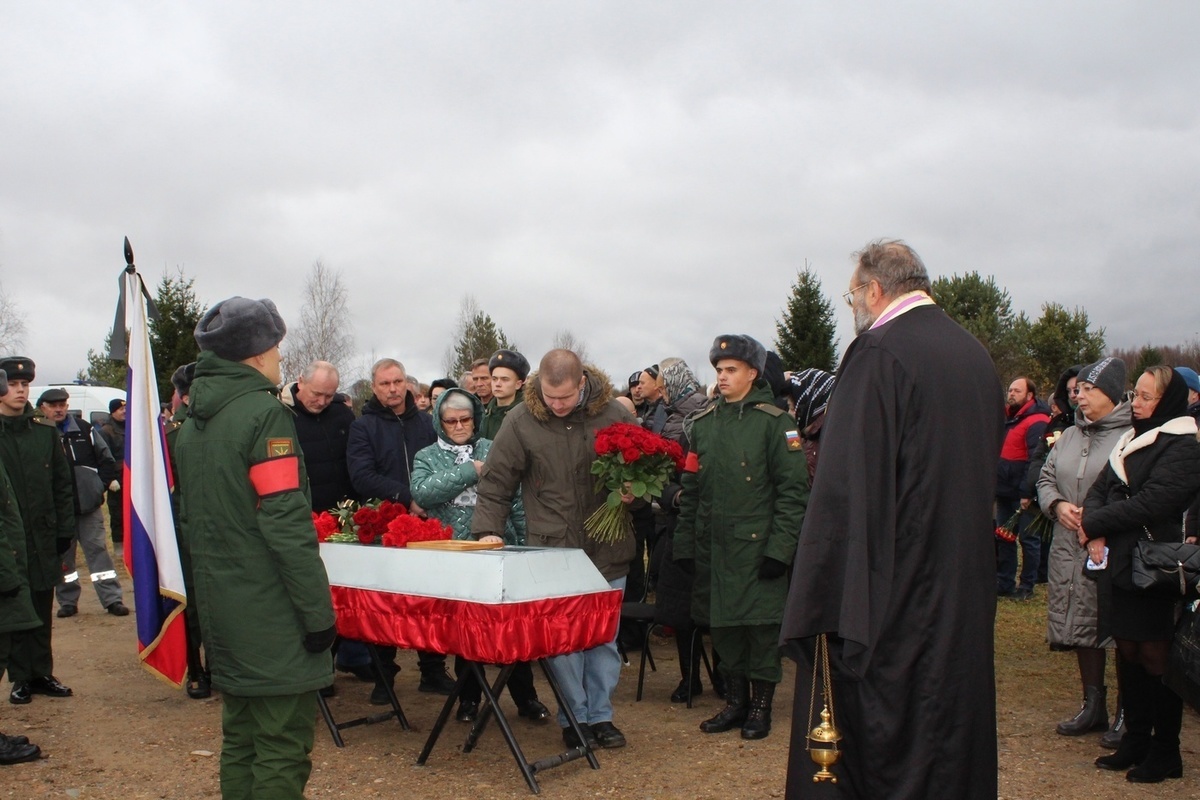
[1132,368,1190,437]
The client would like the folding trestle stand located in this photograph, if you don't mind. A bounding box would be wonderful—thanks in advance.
[417,659,600,794]
[317,643,409,747]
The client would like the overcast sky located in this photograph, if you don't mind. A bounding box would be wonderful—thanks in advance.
[2,2,1197,390]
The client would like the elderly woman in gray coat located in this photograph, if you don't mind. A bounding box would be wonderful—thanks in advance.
[1037,357,1131,743]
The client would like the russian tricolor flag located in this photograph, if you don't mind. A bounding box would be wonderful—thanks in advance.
[121,264,188,687]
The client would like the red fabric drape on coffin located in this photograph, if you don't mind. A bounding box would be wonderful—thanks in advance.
[331,586,623,663]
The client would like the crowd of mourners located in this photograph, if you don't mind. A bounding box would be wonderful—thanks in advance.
[998,359,1200,784]
[3,241,1200,797]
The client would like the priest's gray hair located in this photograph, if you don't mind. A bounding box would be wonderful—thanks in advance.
[853,239,932,298]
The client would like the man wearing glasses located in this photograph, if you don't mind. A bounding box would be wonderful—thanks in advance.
[782,240,1004,798]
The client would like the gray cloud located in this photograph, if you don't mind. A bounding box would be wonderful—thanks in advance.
[1,2,1196,387]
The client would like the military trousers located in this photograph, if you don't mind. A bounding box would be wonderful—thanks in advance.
[220,692,318,800]
[56,509,123,611]
[7,589,55,682]
[711,623,783,683]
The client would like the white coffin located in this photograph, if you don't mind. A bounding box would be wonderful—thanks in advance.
[319,543,609,604]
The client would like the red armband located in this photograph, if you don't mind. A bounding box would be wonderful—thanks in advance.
[684,451,700,473]
[249,455,301,498]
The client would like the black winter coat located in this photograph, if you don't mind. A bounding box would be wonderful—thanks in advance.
[283,384,357,512]
[346,393,436,506]
[1083,418,1200,591]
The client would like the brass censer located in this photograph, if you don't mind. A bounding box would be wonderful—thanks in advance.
[805,633,842,783]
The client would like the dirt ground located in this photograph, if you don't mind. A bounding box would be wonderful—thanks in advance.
[3,563,1199,799]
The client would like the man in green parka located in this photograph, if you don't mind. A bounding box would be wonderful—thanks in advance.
[175,298,336,800]
[0,357,75,707]
[673,334,808,740]
[0,367,45,765]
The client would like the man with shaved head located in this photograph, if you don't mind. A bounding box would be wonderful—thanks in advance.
[473,349,636,751]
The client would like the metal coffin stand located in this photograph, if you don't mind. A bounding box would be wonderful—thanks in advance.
[319,543,622,794]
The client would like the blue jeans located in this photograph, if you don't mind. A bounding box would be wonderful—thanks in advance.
[548,576,625,728]
[995,498,1039,593]
[335,639,371,669]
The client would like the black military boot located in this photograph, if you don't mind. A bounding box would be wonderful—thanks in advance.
[700,675,748,733]
[741,680,776,740]
[1056,685,1107,735]
[1099,697,1124,749]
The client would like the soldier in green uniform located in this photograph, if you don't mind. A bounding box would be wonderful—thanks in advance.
[174,298,336,799]
[673,335,808,740]
[164,362,209,699]
[0,357,75,706]
[479,348,529,440]
[0,367,44,765]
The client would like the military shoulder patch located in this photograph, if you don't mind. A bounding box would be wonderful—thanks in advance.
[267,438,294,457]
[753,402,785,417]
[785,429,803,451]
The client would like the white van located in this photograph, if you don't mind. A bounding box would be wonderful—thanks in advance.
[29,384,127,426]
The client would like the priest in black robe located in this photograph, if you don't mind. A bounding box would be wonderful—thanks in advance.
[781,240,1004,799]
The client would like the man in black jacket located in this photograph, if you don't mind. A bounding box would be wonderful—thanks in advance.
[98,399,126,545]
[282,361,356,513]
[346,358,453,698]
[39,389,129,619]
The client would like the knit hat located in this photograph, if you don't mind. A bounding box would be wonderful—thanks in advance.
[194,297,286,362]
[1175,366,1200,394]
[489,349,530,381]
[0,356,34,383]
[1078,357,1127,406]
[109,398,126,413]
[171,362,197,397]
[709,334,767,375]
[627,371,643,390]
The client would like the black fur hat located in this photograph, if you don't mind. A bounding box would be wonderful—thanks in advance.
[489,349,530,381]
[0,356,34,383]
[709,334,767,374]
[171,362,197,397]
[194,297,286,362]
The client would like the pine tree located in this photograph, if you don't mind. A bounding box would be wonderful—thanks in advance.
[1026,303,1106,390]
[443,295,515,377]
[77,329,129,388]
[149,269,206,401]
[932,272,1029,380]
[774,265,838,371]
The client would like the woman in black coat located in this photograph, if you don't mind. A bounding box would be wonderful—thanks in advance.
[1082,365,1200,783]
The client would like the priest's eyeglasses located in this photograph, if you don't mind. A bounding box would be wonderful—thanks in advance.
[842,283,869,306]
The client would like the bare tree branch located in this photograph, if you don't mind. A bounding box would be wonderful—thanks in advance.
[552,329,589,365]
[281,259,356,381]
[0,278,29,353]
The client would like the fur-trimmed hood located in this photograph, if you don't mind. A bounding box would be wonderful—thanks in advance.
[523,365,614,422]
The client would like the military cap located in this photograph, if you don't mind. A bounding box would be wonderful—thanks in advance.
[0,356,35,382]
[194,297,286,362]
[709,334,767,374]
[37,387,70,405]
[109,398,126,413]
[171,362,197,397]
[0,369,7,397]
[489,349,530,381]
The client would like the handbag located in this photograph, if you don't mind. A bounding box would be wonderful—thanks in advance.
[1130,528,1200,596]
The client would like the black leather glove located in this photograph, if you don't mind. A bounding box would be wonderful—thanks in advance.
[0,584,20,599]
[675,558,695,576]
[56,538,74,555]
[303,625,338,653]
[758,557,789,580]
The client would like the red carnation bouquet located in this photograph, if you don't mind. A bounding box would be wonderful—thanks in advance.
[313,498,408,544]
[585,421,685,544]
[382,515,453,548]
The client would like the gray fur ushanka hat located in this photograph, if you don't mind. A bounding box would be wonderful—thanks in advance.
[194,297,286,362]
[709,334,767,374]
